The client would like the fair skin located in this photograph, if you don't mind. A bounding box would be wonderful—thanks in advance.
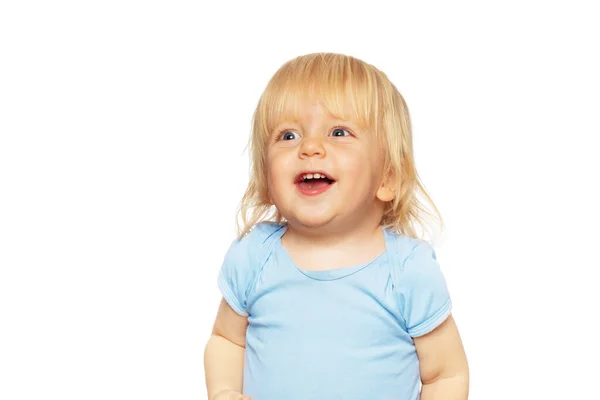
[204,102,469,399]
[205,299,250,400]
[267,102,395,270]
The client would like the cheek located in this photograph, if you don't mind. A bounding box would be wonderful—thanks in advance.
[266,152,293,188]
[340,148,384,189]
[341,149,376,175]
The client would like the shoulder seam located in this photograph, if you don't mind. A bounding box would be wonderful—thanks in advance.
[399,240,424,274]
[244,223,285,307]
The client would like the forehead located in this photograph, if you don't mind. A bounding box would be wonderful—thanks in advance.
[266,88,365,132]
[282,97,350,123]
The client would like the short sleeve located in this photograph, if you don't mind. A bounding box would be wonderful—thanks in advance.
[394,242,452,337]
[217,223,283,317]
[217,236,255,316]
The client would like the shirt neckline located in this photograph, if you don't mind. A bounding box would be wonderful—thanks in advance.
[273,225,396,281]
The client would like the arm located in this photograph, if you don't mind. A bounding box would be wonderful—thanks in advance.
[414,314,469,400]
[204,298,250,400]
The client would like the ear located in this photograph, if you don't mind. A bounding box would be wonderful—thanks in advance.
[376,170,396,202]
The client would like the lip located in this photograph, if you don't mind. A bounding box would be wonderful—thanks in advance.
[294,170,336,197]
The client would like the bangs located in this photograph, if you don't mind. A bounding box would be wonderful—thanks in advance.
[255,54,384,140]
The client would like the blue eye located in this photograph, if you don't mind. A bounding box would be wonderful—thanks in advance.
[280,131,300,141]
[331,128,350,137]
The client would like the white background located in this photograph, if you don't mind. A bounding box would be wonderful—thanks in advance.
[1,1,598,399]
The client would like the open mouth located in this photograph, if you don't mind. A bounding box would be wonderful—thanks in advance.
[294,172,335,196]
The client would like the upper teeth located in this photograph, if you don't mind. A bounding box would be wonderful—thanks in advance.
[302,173,325,181]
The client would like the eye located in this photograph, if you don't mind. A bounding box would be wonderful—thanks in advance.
[279,130,300,141]
[330,127,351,137]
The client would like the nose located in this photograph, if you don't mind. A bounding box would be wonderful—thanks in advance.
[299,136,326,159]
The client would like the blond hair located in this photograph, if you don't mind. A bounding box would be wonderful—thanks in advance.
[237,53,442,240]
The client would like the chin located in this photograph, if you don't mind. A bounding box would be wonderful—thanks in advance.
[286,212,336,230]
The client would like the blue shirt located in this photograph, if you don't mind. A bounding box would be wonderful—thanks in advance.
[218,222,452,400]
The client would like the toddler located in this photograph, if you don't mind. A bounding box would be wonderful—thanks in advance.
[204,53,469,400]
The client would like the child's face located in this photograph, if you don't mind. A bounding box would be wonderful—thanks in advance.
[266,101,391,232]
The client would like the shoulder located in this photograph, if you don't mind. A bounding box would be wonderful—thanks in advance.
[248,221,286,242]
[226,222,286,264]
[386,232,445,295]
[218,222,286,316]
[235,221,286,249]
[386,231,437,272]
[386,231,451,336]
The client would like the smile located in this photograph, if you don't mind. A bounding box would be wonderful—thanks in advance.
[294,171,336,197]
